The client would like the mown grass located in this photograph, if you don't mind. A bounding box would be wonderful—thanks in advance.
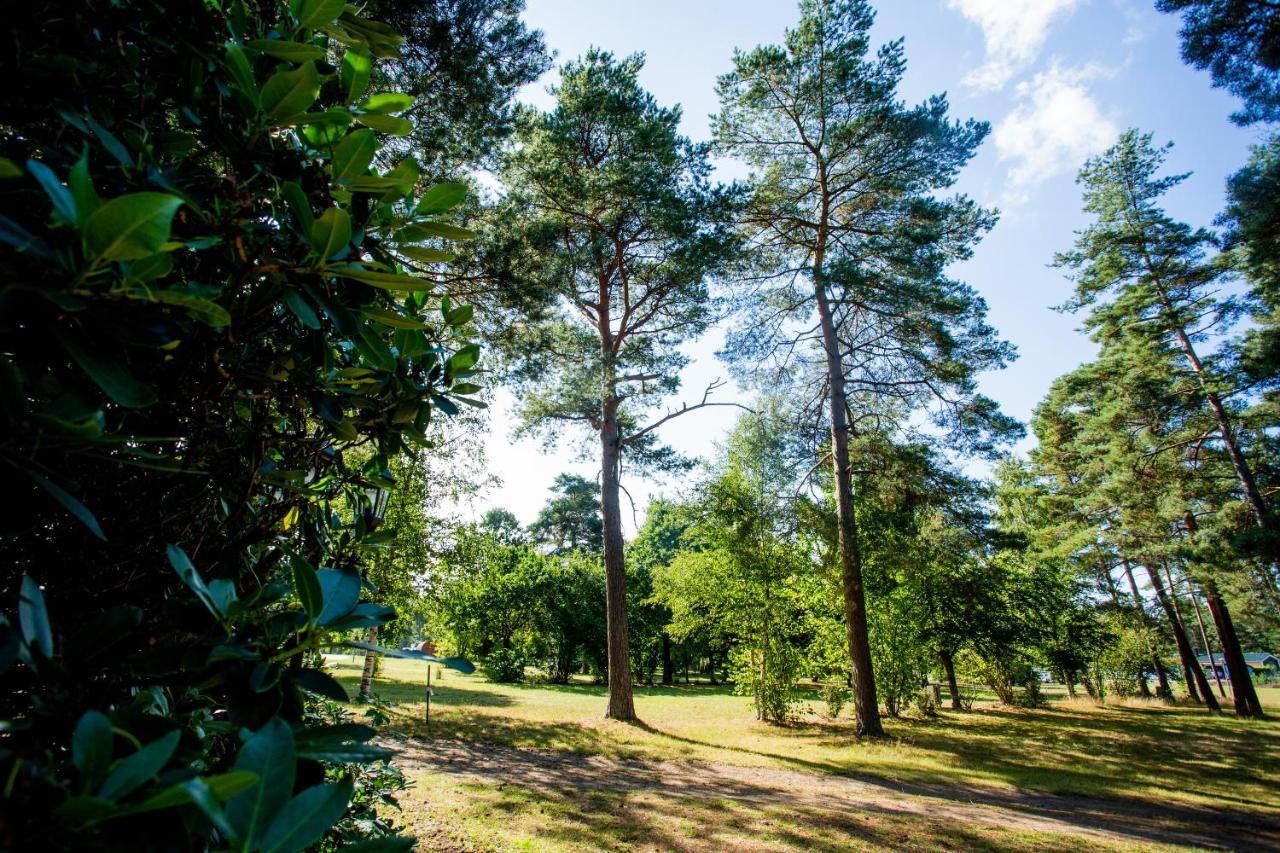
[326,656,1280,850]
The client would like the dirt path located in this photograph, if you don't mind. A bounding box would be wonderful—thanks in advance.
[390,737,1280,851]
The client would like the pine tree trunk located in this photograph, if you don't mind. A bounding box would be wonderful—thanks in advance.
[1187,581,1228,698]
[600,394,635,721]
[1201,577,1265,718]
[1148,564,1218,710]
[940,649,961,710]
[814,264,882,737]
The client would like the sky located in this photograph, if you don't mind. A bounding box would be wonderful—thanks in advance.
[460,0,1268,533]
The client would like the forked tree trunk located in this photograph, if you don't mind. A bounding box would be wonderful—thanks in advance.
[814,262,883,737]
[1148,564,1218,710]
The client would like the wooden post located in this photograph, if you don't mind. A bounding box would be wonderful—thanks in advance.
[425,665,432,725]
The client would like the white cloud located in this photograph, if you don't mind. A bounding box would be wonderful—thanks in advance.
[947,0,1081,90]
[993,64,1118,204]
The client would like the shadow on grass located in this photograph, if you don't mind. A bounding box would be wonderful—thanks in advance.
[400,737,1280,851]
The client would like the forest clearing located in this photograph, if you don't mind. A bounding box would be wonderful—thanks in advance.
[5,0,1280,850]
[334,659,1280,851]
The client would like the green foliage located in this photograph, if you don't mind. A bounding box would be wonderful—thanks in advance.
[0,1,481,847]
[481,646,529,683]
[1156,0,1280,125]
[528,473,604,553]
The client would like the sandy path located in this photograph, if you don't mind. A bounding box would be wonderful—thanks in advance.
[390,737,1280,851]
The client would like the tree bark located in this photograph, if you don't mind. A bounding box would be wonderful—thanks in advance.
[1147,564,1218,711]
[661,632,673,686]
[600,394,636,720]
[358,628,378,701]
[1187,580,1228,699]
[1201,577,1265,718]
[814,263,883,737]
[940,649,961,710]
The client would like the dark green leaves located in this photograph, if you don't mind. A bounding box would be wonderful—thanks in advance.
[18,574,52,659]
[247,39,326,63]
[26,470,106,539]
[27,159,76,223]
[330,265,434,291]
[72,712,115,792]
[292,558,323,620]
[98,730,180,801]
[258,777,353,853]
[226,718,295,846]
[57,331,157,408]
[166,545,234,620]
[84,192,182,262]
[316,568,360,625]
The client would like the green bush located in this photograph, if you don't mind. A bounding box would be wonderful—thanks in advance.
[482,647,528,683]
[0,0,479,848]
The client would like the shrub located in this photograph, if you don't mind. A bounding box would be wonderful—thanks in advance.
[482,647,528,683]
[0,0,478,848]
[821,683,852,719]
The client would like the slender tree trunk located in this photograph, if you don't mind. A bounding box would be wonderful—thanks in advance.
[940,649,961,710]
[1123,560,1169,699]
[1065,671,1077,699]
[1187,581,1228,698]
[661,633,673,686]
[1201,577,1265,718]
[600,393,636,720]
[1148,564,1218,710]
[814,261,883,737]
[1081,670,1099,700]
[358,628,378,701]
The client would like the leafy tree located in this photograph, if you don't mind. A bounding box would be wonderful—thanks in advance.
[629,497,695,684]
[1156,0,1280,125]
[497,50,743,719]
[365,0,551,175]
[652,407,812,722]
[481,507,525,543]
[529,473,605,554]
[0,1,482,846]
[713,0,1016,735]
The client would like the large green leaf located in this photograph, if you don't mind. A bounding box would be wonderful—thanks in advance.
[132,771,258,814]
[261,61,320,123]
[166,544,226,619]
[291,558,323,620]
[84,192,182,262]
[259,778,353,853]
[226,718,296,845]
[344,640,476,674]
[26,159,76,223]
[18,574,52,659]
[397,246,455,264]
[414,182,467,215]
[331,129,377,183]
[294,724,392,764]
[246,39,325,62]
[296,0,345,28]
[72,711,115,793]
[26,469,106,539]
[68,150,101,226]
[291,668,349,702]
[358,93,414,114]
[356,114,412,136]
[330,265,433,292]
[310,208,351,260]
[315,568,360,625]
[341,47,372,102]
[98,730,180,801]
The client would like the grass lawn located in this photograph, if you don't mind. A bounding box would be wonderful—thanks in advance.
[328,656,1280,851]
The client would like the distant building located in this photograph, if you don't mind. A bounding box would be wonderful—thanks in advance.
[1196,653,1279,681]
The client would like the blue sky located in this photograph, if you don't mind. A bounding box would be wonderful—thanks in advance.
[466,0,1267,531]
